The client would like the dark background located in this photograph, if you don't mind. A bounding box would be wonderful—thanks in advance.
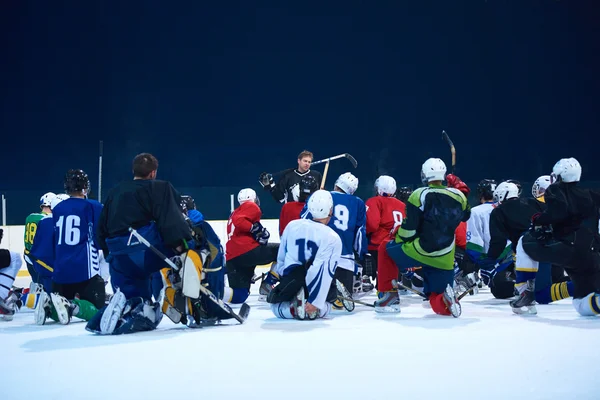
[1,1,598,223]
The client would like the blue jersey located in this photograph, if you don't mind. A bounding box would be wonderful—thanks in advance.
[302,191,367,260]
[29,215,55,292]
[51,198,104,284]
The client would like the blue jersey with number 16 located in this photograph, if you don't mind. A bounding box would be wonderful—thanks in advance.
[302,191,367,260]
[52,198,104,284]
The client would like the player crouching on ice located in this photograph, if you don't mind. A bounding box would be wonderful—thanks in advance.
[0,228,23,321]
[268,190,343,320]
[374,158,470,317]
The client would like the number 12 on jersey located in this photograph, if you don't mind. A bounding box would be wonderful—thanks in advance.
[296,238,318,264]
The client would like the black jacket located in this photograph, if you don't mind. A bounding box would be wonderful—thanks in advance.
[97,179,192,254]
[488,198,538,260]
[269,169,322,204]
[535,183,600,239]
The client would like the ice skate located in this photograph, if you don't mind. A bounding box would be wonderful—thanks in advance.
[454,271,478,296]
[510,280,537,315]
[258,275,273,302]
[34,291,51,325]
[291,288,306,320]
[0,295,16,321]
[374,291,400,313]
[443,284,462,318]
[358,275,374,295]
[50,293,76,325]
[100,288,127,334]
[335,279,355,312]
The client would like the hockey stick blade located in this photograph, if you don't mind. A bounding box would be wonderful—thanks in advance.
[128,228,249,324]
[344,153,358,168]
[311,153,358,168]
[442,130,456,173]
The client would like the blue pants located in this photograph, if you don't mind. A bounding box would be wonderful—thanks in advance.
[386,241,454,295]
[106,225,173,301]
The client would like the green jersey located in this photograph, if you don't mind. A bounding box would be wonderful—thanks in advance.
[396,184,470,270]
[24,212,49,254]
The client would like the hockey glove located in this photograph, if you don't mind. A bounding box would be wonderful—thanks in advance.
[446,174,471,196]
[259,172,274,190]
[257,227,270,245]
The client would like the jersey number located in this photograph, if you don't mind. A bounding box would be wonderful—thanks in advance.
[25,222,37,246]
[333,204,349,231]
[295,238,318,264]
[56,215,81,245]
[391,211,404,234]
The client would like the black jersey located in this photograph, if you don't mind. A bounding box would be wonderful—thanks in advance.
[269,169,322,204]
[488,198,538,260]
[97,179,192,254]
[535,182,600,239]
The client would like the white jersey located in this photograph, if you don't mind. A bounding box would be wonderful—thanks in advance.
[274,218,342,311]
[466,202,496,255]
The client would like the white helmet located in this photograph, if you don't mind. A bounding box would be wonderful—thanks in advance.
[335,172,359,195]
[237,188,258,205]
[40,192,57,208]
[532,175,551,198]
[51,194,70,210]
[421,158,447,183]
[308,190,333,219]
[551,157,582,183]
[493,182,519,204]
[375,175,396,196]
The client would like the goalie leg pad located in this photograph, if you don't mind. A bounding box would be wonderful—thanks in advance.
[182,250,205,300]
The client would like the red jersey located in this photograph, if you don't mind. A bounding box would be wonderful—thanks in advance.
[279,201,305,236]
[455,221,466,250]
[365,196,406,251]
[226,201,261,260]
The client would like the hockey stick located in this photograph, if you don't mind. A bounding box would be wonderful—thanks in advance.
[392,279,428,299]
[311,153,358,168]
[441,130,456,174]
[127,228,250,324]
[320,161,330,189]
[270,153,357,179]
[392,279,476,301]
[337,295,375,308]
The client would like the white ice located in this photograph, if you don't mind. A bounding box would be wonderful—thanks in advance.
[4,273,600,400]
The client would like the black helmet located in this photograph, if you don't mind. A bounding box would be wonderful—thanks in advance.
[477,179,497,201]
[180,195,196,213]
[299,175,318,202]
[505,179,522,197]
[64,169,90,194]
[396,186,413,203]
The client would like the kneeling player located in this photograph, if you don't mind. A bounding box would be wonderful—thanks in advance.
[0,228,23,320]
[375,158,470,317]
[268,190,342,320]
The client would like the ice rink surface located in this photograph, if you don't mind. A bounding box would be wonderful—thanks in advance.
[4,275,600,400]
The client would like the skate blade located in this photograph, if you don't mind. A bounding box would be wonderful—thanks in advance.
[512,305,537,315]
[374,304,401,314]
